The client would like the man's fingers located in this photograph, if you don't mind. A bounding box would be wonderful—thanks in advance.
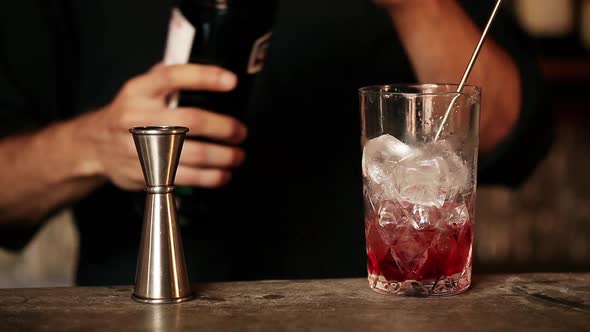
[124,64,237,97]
[137,107,247,144]
[180,141,245,168]
[175,167,232,188]
[176,107,247,144]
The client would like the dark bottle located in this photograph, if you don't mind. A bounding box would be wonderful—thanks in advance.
[177,0,279,120]
[174,0,279,224]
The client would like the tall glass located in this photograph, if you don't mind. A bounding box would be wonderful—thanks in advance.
[359,84,480,296]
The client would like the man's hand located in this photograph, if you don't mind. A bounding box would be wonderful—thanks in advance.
[75,63,247,190]
[0,63,248,223]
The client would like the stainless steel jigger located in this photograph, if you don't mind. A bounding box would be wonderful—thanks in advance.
[129,126,194,304]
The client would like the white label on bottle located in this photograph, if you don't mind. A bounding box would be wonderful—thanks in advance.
[247,32,272,74]
[164,8,196,108]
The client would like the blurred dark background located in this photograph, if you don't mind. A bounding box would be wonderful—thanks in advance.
[0,0,589,287]
[475,0,590,273]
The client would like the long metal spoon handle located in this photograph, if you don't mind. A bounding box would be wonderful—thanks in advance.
[434,0,504,141]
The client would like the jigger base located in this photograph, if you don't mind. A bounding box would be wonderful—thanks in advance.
[132,294,194,304]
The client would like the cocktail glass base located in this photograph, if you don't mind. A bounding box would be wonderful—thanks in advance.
[368,268,471,297]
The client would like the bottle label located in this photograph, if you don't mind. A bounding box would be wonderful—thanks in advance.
[247,32,272,74]
[164,8,196,108]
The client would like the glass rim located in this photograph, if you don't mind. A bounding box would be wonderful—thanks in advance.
[358,83,481,98]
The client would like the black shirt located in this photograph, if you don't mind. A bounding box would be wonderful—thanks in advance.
[0,0,552,285]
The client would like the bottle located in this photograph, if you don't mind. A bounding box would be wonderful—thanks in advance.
[177,0,278,121]
[174,0,279,224]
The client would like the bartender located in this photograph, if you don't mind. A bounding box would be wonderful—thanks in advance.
[0,0,551,285]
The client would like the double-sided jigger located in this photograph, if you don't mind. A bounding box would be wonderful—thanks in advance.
[129,126,193,304]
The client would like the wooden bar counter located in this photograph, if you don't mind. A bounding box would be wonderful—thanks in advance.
[0,273,588,331]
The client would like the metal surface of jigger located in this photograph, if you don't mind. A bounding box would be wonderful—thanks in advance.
[129,126,193,304]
